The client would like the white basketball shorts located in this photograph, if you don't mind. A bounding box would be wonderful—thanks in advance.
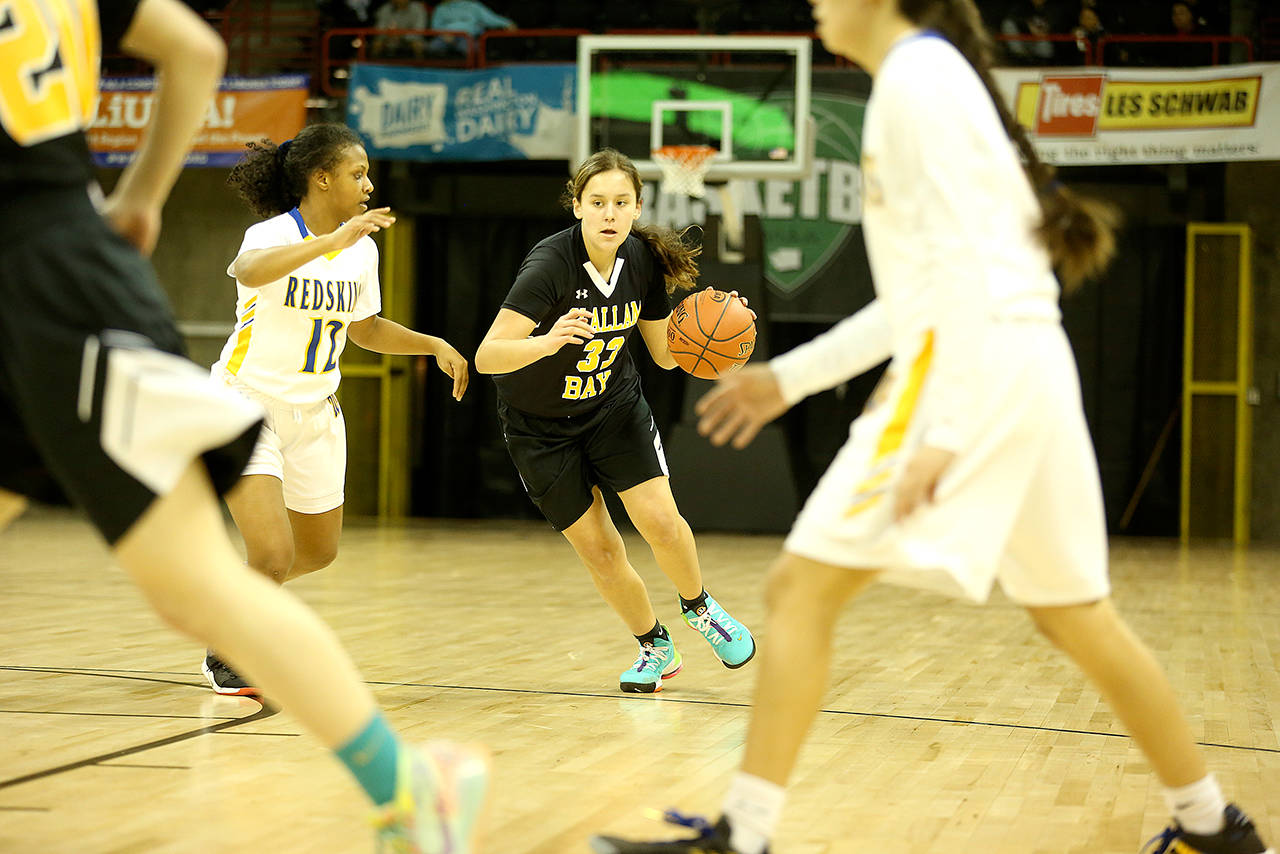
[217,372,347,514]
[785,322,1109,606]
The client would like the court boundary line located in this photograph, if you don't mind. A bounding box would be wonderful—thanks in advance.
[0,667,275,791]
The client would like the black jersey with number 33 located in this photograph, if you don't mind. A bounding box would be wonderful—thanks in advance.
[494,223,671,418]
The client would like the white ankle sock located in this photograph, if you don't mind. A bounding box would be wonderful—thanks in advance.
[722,772,785,854]
[1164,774,1226,836]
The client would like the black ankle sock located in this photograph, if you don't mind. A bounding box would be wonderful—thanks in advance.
[680,590,708,613]
[635,621,668,646]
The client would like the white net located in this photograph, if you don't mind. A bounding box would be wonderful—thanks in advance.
[652,144,717,199]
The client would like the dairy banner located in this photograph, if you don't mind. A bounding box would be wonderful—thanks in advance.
[90,75,308,167]
[993,63,1280,164]
[346,63,575,161]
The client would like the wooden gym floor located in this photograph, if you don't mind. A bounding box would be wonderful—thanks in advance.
[1,507,1277,853]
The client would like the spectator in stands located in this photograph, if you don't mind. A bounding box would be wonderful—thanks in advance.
[1073,4,1106,62]
[1171,1,1199,35]
[428,0,517,58]
[372,0,430,58]
[1165,0,1216,65]
[321,0,375,27]
[1000,0,1072,64]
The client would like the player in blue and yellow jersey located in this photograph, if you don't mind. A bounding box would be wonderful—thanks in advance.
[199,123,469,696]
[0,2,484,851]
[475,148,756,694]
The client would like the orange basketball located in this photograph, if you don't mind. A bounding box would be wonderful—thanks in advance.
[667,289,757,379]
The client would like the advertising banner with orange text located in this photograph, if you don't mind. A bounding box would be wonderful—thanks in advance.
[89,75,308,167]
[992,63,1280,164]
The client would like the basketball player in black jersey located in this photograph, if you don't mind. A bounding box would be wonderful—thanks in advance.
[475,149,756,693]
[0,2,485,850]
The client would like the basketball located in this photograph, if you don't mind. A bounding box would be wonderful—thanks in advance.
[667,289,757,379]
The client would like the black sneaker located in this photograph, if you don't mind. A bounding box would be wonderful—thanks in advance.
[201,652,257,696]
[591,813,765,854]
[1143,804,1274,854]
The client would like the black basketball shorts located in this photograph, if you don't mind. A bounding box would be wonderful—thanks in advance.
[498,387,670,531]
[0,190,263,545]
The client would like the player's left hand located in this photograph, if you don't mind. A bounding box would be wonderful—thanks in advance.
[101,195,162,257]
[893,445,956,521]
[431,340,470,400]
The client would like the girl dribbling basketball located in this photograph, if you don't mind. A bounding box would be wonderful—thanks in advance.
[475,149,756,694]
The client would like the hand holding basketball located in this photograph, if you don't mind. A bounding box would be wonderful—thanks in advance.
[695,364,789,448]
[667,288,757,379]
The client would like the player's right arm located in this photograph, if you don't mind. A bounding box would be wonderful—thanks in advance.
[474,309,595,374]
[231,208,396,287]
[102,0,227,256]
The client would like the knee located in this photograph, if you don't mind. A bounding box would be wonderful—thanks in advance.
[246,542,295,584]
[577,537,629,577]
[141,582,219,640]
[635,511,687,552]
[291,544,338,578]
[763,556,868,621]
[763,557,803,615]
[1026,599,1111,651]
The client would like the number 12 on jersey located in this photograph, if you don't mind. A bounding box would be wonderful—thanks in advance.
[302,318,344,373]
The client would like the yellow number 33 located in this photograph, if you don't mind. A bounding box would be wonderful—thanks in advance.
[0,0,100,146]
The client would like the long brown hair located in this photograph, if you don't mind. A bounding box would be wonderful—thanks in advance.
[897,0,1118,291]
[564,149,701,294]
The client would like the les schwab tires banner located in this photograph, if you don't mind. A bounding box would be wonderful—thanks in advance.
[992,62,1280,165]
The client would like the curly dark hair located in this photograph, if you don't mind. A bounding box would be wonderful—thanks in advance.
[563,148,701,295]
[226,123,363,219]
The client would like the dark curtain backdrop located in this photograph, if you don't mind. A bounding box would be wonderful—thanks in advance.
[406,169,1194,536]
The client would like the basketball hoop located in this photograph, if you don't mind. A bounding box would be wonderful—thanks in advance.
[652,144,717,199]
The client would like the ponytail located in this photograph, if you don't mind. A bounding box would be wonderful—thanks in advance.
[632,223,701,295]
[899,0,1118,290]
[227,123,363,219]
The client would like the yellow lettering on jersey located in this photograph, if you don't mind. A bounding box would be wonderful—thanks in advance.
[589,301,641,334]
[579,375,597,398]
[594,369,611,394]
[562,375,582,400]
[0,0,99,146]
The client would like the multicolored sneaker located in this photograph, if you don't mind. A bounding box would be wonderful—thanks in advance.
[619,634,683,694]
[202,652,257,696]
[373,741,490,854]
[1142,804,1274,854]
[591,811,762,854]
[681,594,755,669]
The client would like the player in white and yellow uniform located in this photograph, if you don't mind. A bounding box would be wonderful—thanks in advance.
[591,1,1272,853]
[204,123,470,696]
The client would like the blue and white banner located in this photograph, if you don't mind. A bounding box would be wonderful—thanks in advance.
[346,63,575,162]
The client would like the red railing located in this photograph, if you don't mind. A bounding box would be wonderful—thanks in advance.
[476,28,591,67]
[1095,34,1254,66]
